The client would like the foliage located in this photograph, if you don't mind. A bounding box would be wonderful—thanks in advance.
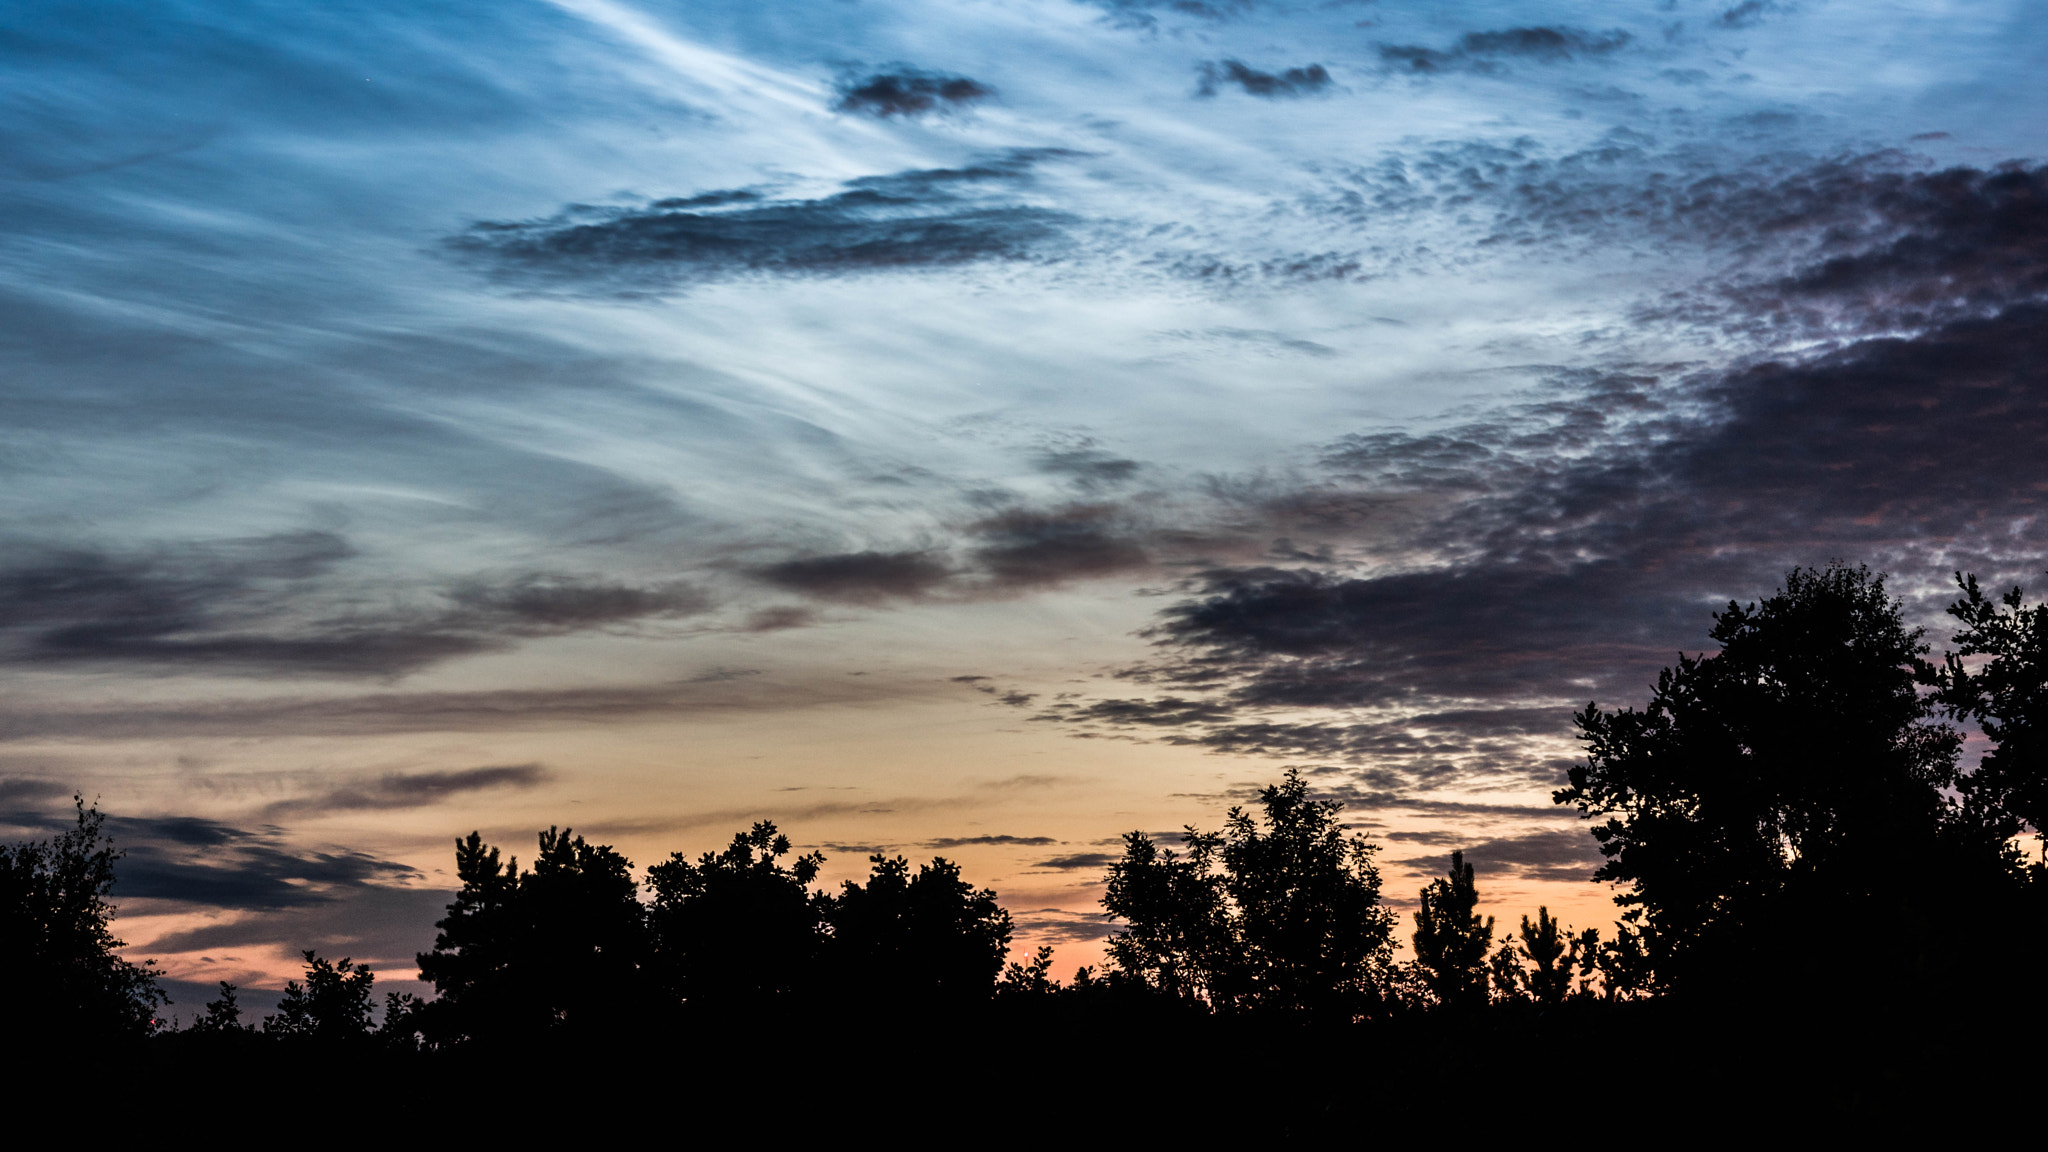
[1555,564,2012,995]
[829,853,1012,1003]
[189,981,251,1033]
[1938,572,2048,850]
[645,821,826,1008]
[0,796,166,1038]
[266,951,376,1039]
[997,945,1061,998]
[1103,768,1395,1018]
[415,827,646,1042]
[1411,850,1492,1009]
[1488,907,1598,1005]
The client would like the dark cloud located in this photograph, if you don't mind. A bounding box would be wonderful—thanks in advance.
[0,805,425,915]
[0,778,72,807]
[834,68,994,117]
[1716,1,1780,30]
[0,674,926,742]
[743,606,817,632]
[1031,852,1119,871]
[814,841,899,857]
[0,534,718,678]
[1712,163,2048,338]
[0,532,493,677]
[968,503,1151,588]
[259,763,551,819]
[1011,908,1115,944]
[1378,27,1631,74]
[923,834,1059,848]
[1080,0,1256,27]
[1195,60,1332,99]
[1031,696,1238,727]
[1142,306,2048,711]
[1393,827,1604,883]
[447,149,1082,292]
[752,550,955,604]
[1315,144,2047,340]
[1035,449,1141,492]
[1024,156,2048,797]
[444,576,709,634]
[140,883,453,970]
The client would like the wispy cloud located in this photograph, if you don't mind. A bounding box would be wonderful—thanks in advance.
[258,763,551,819]
[1377,27,1632,74]
[1195,60,1331,99]
[446,150,1085,294]
[833,67,993,117]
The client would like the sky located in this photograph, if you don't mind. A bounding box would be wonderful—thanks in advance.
[4,0,2046,1015]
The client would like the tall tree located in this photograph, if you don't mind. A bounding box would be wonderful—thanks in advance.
[828,854,1012,1006]
[1489,907,1596,1006]
[645,821,827,1011]
[1411,850,1492,1009]
[1938,572,2048,852]
[0,797,165,1039]
[265,952,376,1039]
[1556,564,2007,997]
[1103,768,1394,1018]
[415,827,646,1043]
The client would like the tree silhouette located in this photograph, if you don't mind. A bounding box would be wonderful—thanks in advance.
[1100,825,1229,1005]
[1556,564,2013,997]
[1488,907,1596,1005]
[415,827,646,1042]
[1103,768,1394,1018]
[1411,850,1492,1009]
[828,854,1012,1006]
[266,951,376,1039]
[189,981,251,1033]
[645,821,826,1011]
[1938,572,2048,853]
[0,796,165,1038]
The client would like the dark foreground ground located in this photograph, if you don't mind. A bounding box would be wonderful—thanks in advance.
[48,997,2032,1137]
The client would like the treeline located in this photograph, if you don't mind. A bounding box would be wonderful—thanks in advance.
[7,564,2048,1059]
[146,773,1618,1048]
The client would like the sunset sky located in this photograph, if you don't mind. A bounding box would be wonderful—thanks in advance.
[5,0,2046,1014]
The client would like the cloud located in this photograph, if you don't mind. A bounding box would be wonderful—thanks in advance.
[444,576,710,634]
[1712,162,2048,338]
[1031,696,1238,727]
[1035,449,1141,492]
[1392,827,1604,883]
[0,674,932,742]
[1011,907,1115,944]
[0,778,73,808]
[140,884,453,969]
[834,68,994,117]
[0,806,435,914]
[923,834,1060,848]
[752,550,955,604]
[1377,27,1631,74]
[1031,852,1119,871]
[258,763,551,819]
[1716,1,1782,30]
[967,503,1151,588]
[1313,145,2047,340]
[1195,60,1332,99]
[1079,0,1256,27]
[0,532,493,677]
[1017,155,2048,796]
[0,533,721,678]
[446,149,1083,293]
